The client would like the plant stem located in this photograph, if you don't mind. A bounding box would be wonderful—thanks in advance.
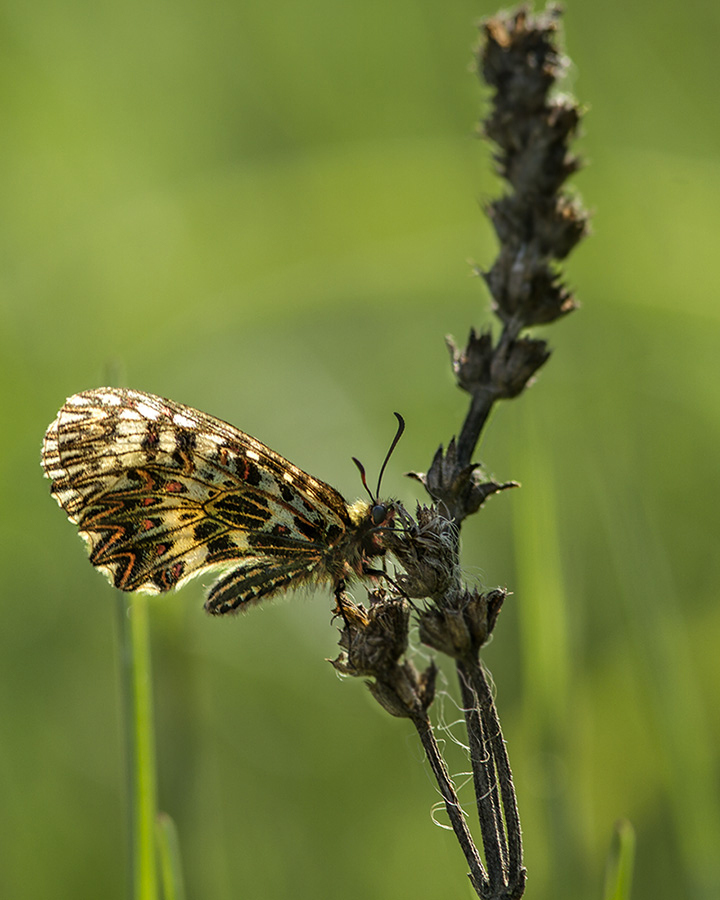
[117,594,159,900]
[409,711,488,897]
[456,389,496,471]
[457,658,526,899]
[456,665,507,885]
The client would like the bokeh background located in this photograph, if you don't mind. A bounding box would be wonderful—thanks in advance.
[2,0,719,898]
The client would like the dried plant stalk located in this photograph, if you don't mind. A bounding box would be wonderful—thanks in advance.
[334,6,588,898]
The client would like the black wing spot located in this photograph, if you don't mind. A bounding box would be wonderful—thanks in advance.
[211,493,272,527]
[326,523,343,543]
[175,429,196,453]
[293,516,321,543]
[195,520,221,540]
[141,422,160,455]
[236,456,262,486]
[207,535,238,558]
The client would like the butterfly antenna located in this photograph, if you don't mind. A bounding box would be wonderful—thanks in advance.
[375,412,405,499]
[352,413,405,502]
[352,456,375,503]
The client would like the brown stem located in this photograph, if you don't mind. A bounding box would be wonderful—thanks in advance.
[410,711,488,898]
[456,664,508,884]
[456,389,497,471]
[457,658,527,900]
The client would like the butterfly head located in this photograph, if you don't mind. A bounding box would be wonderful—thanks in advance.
[349,411,405,556]
[347,497,396,529]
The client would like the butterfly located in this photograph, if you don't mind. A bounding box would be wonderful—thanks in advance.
[41,388,404,614]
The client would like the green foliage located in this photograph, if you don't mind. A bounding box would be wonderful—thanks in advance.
[2,1,719,899]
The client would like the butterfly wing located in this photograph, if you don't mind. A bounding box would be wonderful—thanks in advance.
[42,388,353,609]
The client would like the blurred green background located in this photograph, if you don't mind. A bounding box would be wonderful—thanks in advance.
[2,0,719,898]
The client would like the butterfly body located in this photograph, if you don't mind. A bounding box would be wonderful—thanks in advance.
[42,388,395,614]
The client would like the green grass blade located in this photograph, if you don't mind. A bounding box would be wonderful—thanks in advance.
[156,812,186,900]
[603,819,636,900]
[117,593,159,900]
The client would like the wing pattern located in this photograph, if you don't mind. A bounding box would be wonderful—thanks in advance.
[42,388,360,613]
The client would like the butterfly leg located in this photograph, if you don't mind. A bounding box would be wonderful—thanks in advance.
[360,565,409,600]
[332,578,353,628]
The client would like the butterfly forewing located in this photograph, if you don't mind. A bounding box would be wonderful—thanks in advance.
[41,388,374,613]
